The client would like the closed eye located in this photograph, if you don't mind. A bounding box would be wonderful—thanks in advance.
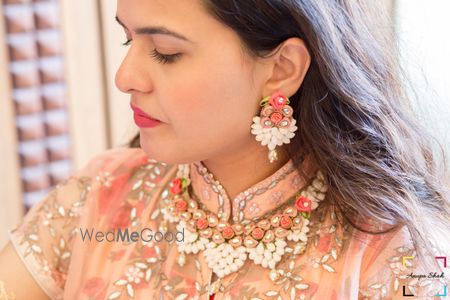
[120,38,181,64]
[149,49,182,64]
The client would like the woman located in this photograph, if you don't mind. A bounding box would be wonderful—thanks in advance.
[1,0,449,299]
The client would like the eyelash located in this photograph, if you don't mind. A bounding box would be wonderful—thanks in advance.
[121,39,181,64]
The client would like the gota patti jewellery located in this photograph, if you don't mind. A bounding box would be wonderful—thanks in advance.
[160,162,329,283]
[251,90,298,163]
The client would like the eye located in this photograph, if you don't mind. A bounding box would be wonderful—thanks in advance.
[120,39,181,64]
[149,49,182,64]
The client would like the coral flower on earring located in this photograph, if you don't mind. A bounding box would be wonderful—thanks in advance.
[251,91,298,163]
[269,91,287,109]
[270,112,283,125]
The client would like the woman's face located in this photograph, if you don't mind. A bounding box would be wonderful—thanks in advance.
[115,0,271,164]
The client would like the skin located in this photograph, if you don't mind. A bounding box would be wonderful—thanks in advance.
[115,0,311,201]
[0,242,50,299]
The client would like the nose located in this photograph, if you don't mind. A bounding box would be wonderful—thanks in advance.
[115,48,152,94]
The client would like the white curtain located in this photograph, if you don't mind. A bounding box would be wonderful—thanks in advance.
[395,0,450,160]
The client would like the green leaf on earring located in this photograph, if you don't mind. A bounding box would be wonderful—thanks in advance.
[260,96,270,107]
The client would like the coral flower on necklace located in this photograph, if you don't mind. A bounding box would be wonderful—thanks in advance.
[295,196,312,212]
[175,199,188,212]
[222,226,235,239]
[170,178,182,194]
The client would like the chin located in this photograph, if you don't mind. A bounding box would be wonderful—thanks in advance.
[139,140,187,165]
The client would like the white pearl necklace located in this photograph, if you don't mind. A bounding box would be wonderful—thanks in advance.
[160,164,329,280]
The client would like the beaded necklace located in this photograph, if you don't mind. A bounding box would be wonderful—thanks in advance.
[160,163,328,281]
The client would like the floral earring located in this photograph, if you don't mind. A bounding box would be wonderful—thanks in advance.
[251,91,298,163]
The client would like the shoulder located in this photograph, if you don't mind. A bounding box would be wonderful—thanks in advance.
[75,147,149,177]
[7,147,178,299]
[88,147,177,189]
[73,147,176,185]
[89,147,178,221]
[357,224,447,299]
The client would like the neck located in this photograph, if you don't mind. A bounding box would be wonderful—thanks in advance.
[201,144,291,201]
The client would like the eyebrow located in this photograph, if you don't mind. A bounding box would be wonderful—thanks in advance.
[115,16,193,43]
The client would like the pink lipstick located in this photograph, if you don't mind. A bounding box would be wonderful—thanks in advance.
[130,103,162,128]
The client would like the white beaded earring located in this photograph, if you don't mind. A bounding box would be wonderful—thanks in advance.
[251,91,298,163]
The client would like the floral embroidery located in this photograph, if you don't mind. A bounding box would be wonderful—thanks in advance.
[9,176,92,291]
[98,172,132,215]
[10,148,441,300]
[268,190,284,206]
[309,208,349,274]
[106,161,177,299]
[358,245,447,299]
[297,281,319,299]
[106,231,164,299]
[209,206,349,299]
[95,171,114,188]
[0,280,16,300]
[290,173,302,189]
[125,266,145,284]
[201,187,211,201]
[246,202,261,215]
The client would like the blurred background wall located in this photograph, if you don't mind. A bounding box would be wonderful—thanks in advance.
[0,0,133,248]
[395,0,450,157]
[0,0,449,248]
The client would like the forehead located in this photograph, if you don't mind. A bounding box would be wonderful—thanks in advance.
[116,0,231,43]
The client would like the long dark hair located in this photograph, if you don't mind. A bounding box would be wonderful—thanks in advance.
[126,0,450,269]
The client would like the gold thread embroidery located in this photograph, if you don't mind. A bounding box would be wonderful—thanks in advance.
[0,280,16,300]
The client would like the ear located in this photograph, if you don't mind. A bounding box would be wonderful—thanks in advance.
[262,37,311,98]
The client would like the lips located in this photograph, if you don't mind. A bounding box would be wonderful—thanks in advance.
[130,103,160,121]
[130,102,162,128]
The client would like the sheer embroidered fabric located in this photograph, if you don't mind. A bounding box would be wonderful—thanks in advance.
[7,148,448,299]
[0,280,16,300]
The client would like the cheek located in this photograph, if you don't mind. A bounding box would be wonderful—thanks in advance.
[162,56,258,139]
[163,78,255,145]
